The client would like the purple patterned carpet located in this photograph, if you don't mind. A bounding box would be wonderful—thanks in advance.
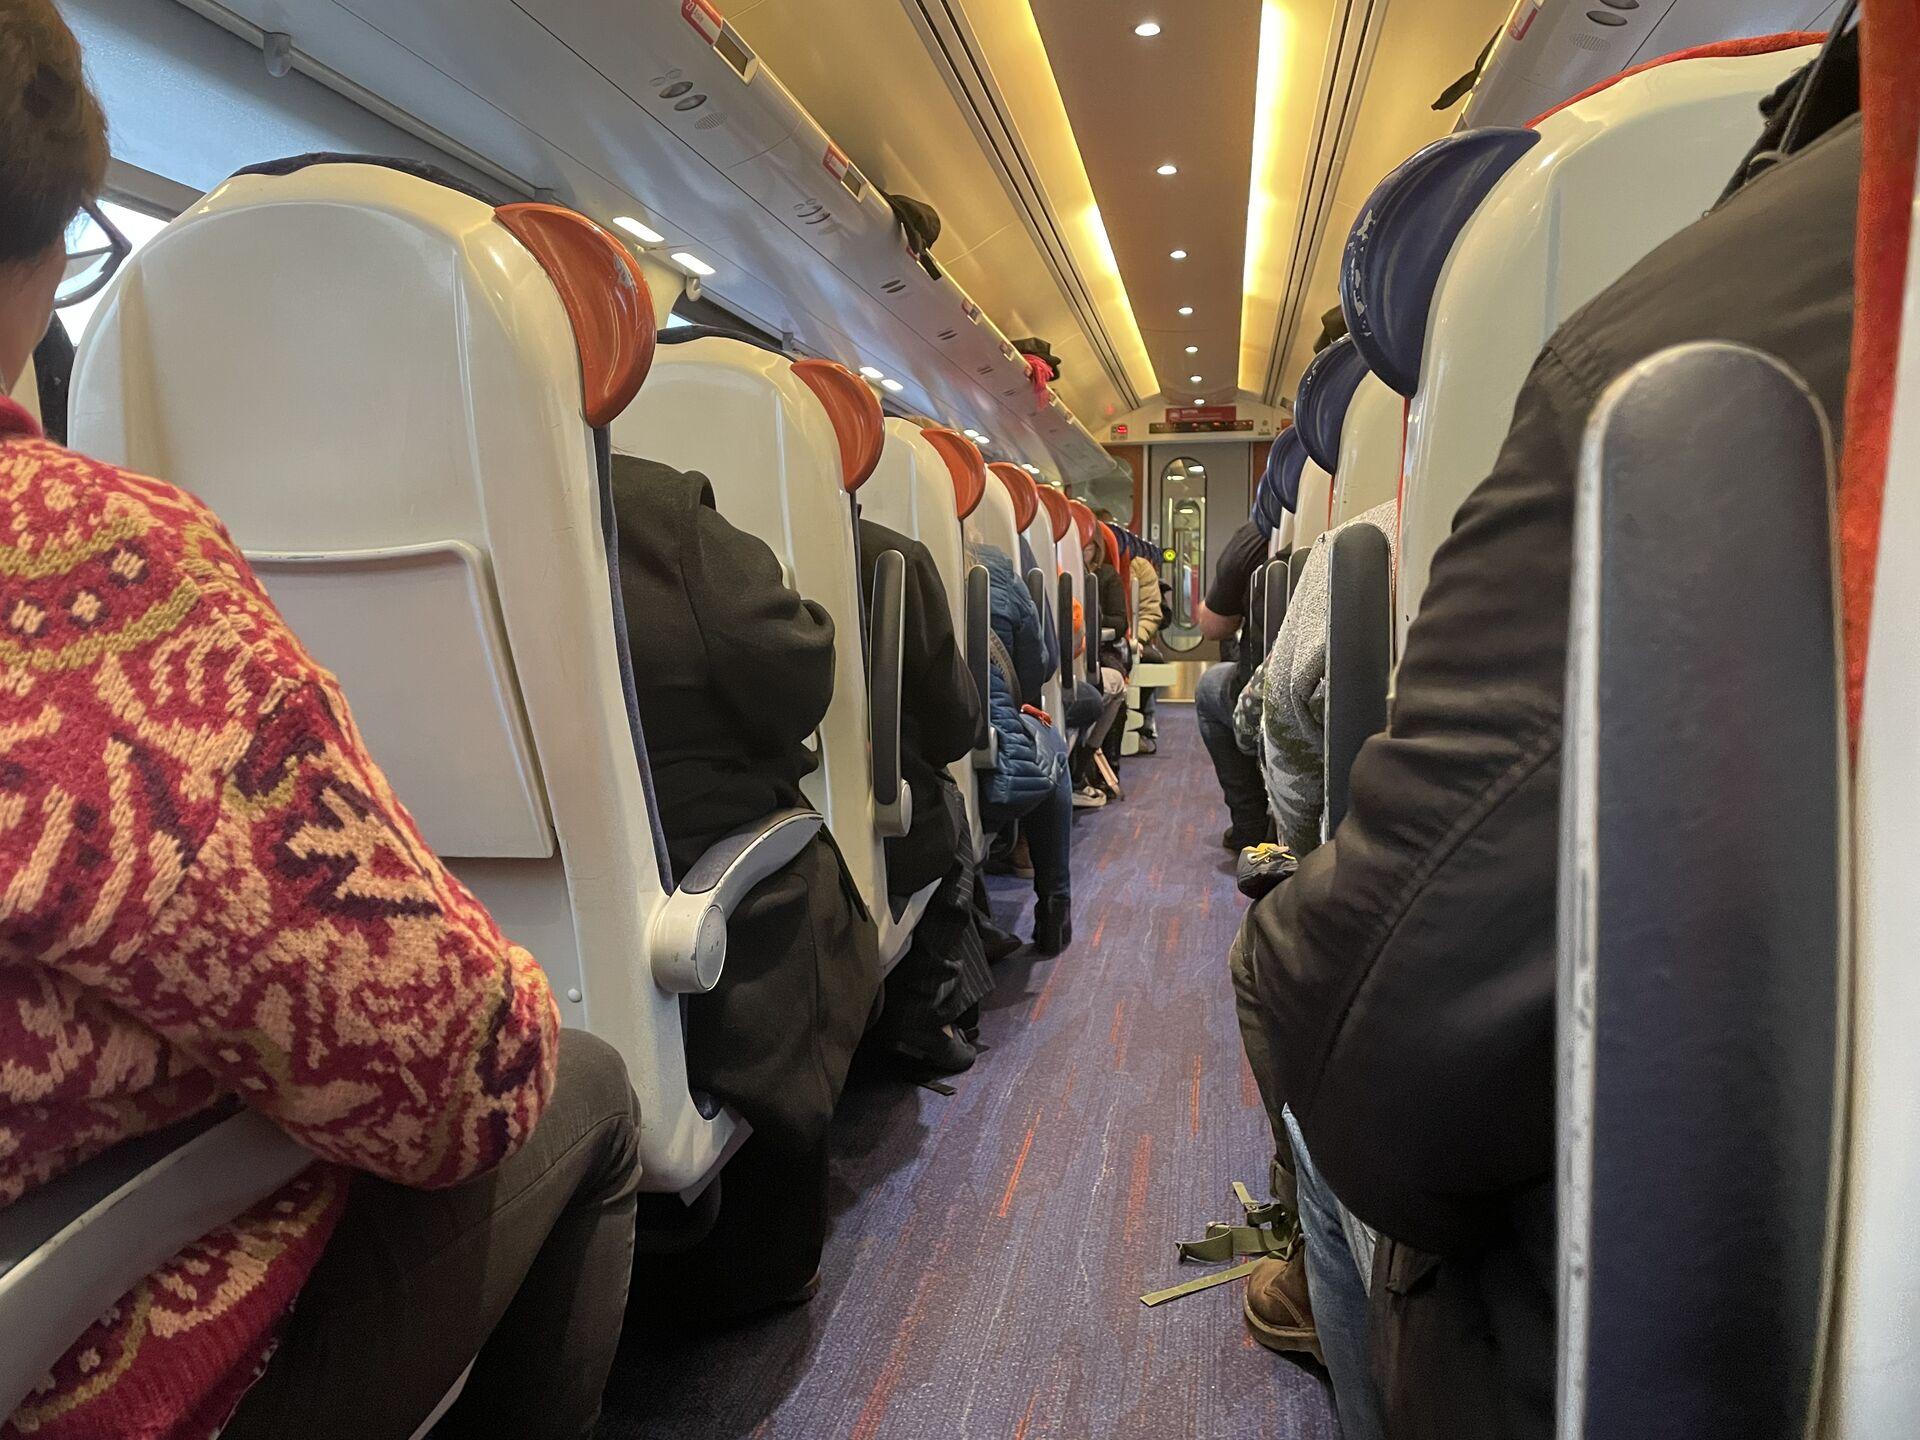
[598,707,1337,1439]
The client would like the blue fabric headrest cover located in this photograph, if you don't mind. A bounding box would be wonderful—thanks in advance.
[1294,337,1370,472]
[1276,427,1308,513]
[1341,127,1539,398]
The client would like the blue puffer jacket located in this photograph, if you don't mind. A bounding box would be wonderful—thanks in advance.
[978,544,1063,819]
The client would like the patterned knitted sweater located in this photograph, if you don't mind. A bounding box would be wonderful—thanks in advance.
[0,397,560,1439]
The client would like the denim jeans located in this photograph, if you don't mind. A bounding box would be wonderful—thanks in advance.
[1285,1108,1386,1440]
[1195,661,1267,838]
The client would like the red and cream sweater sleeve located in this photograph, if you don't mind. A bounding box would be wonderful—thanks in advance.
[16,454,560,1191]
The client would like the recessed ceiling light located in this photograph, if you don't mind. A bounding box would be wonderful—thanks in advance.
[859,366,885,381]
[1190,375,1203,384]
[1156,163,1179,177]
[670,251,716,277]
[1185,345,1199,354]
[1178,306,1194,316]
[613,216,665,245]
[1134,21,1162,37]
[882,378,905,393]
[1170,249,1189,261]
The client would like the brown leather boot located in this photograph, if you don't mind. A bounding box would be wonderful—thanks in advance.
[1243,1251,1324,1363]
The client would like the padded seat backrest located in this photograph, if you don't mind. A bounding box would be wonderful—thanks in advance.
[1333,375,1405,528]
[609,336,917,958]
[1293,460,1335,555]
[69,161,733,1192]
[1365,44,1814,647]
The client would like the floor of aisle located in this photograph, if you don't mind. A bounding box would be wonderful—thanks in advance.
[598,706,1338,1439]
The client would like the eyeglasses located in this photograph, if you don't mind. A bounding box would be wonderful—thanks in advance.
[58,200,130,308]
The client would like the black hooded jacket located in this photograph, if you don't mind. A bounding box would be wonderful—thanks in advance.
[1248,95,1861,1440]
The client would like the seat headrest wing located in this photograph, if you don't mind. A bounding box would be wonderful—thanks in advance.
[1068,498,1097,547]
[921,427,988,518]
[1295,336,1371,471]
[495,203,656,426]
[991,462,1040,531]
[1098,521,1122,571]
[793,359,886,492]
[1037,484,1073,543]
[1340,128,1540,398]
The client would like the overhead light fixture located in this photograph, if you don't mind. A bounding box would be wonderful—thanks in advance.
[1156,164,1179,177]
[613,216,666,245]
[1185,345,1199,354]
[1134,20,1162,36]
[882,378,905,393]
[1178,306,1194,316]
[1170,249,1188,260]
[859,365,885,381]
[670,251,716,277]
[1190,375,1203,384]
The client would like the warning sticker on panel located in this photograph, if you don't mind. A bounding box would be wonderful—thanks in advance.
[823,144,866,199]
[683,0,724,45]
[1508,0,1542,42]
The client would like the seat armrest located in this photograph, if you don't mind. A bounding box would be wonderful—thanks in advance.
[1323,525,1393,836]
[1057,573,1076,695]
[868,549,912,839]
[1084,584,1101,684]
[0,1110,312,1421]
[1262,557,1290,653]
[1024,568,1056,684]
[650,808,826,993]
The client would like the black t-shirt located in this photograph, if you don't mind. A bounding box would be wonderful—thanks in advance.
[1205,520,1269,619]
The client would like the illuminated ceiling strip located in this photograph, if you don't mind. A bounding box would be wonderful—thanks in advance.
[1238,0,1293,394]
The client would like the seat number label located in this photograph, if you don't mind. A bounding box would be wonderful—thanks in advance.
[683,0,724,45]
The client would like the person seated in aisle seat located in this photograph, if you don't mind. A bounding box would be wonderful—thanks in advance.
[976,542,1073,954]
[1130,545,1166,753]
[0,8,643,1438]
[854,517,993,1076]
[608,453,880,1322]
[1194,514,1275,849]
[1223,498,1401,1440]
[1234,499,1400,862]
[1244,34,1862,1440]
[1072,515,1129,808]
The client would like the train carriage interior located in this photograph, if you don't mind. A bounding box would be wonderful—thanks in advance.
[0,0,1915,1437]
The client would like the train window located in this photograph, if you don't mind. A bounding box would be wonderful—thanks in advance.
[58,198,171,344]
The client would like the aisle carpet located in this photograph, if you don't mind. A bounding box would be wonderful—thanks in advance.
[597,706,1337,1439]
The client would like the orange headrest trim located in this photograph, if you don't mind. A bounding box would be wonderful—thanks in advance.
[794,359,886,492]
[1067,498,1097,548]
[495,203,655,427]
[921,428,988,519]
[990,463,1040,531]
[1098,521,1122,571]
[1036,485,1072,544]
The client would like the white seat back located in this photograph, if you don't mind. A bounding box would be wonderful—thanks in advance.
[1372,45,1813,648]
[1021,505,1067,720]
[69,161,734,1192]
[609,337,924,961]
[1293,460,1335,555]
[1333,375,1405,527]
[865,418,984,853]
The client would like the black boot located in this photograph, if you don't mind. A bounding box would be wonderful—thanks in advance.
[1033,896,1072,955]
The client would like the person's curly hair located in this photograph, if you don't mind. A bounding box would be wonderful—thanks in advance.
[0,0,107,265]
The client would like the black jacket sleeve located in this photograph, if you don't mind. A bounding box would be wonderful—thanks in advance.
[1248,350,1584,1257]
[684,486,837,753]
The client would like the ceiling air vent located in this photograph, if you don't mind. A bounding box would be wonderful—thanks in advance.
[881,278,909,295]
[937,328,960,342]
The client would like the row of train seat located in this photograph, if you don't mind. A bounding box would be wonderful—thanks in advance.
[0,153,1100,1432]
[1233,18,1920,1433]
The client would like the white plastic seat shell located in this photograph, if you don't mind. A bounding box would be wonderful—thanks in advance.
[611,337,930,964]
[68,162,741,1193]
